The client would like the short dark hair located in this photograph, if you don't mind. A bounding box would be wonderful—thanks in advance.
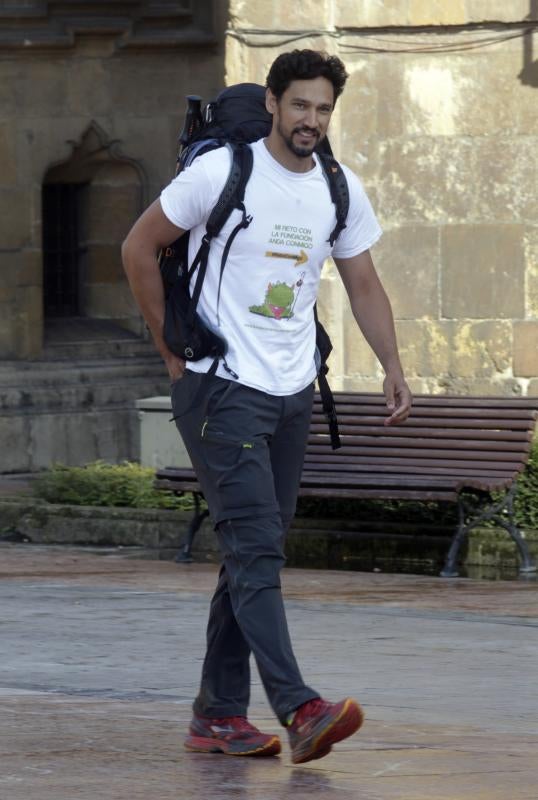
[266,49,348,103]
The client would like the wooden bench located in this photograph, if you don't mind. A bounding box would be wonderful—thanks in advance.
[155,392,538,577]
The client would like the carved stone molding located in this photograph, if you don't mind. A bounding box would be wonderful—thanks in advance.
[0,1,216,50]
[45,120,149,211]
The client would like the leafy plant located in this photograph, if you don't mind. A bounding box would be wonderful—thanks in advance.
[512,441,538,529]
[33,461,195,510]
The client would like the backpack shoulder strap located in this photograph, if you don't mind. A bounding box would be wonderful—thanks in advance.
[205,142,253,238]
[317,153,350,247]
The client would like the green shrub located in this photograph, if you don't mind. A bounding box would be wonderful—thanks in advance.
[513,441,538,528]
[33,461,195,510]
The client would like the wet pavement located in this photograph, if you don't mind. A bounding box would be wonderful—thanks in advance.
[0,544,537,800]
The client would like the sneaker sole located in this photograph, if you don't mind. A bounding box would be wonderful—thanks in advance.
[291,699,364,764]
[185,734,281,757]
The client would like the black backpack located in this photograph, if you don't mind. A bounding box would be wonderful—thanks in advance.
[159,83,349,448]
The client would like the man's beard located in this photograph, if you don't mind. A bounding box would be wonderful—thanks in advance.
[278,120,321,158]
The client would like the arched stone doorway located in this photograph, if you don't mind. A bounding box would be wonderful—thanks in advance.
[42,121,148,340]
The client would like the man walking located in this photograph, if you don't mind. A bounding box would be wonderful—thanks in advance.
[122,49,412,764]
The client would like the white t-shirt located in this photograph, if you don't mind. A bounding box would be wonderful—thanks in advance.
[160,138,381,395]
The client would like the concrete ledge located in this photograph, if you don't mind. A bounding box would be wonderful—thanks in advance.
[0,498,218,562]
[2,497,536,578]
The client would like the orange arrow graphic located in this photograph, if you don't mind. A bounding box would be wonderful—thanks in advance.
[265,249,308,266]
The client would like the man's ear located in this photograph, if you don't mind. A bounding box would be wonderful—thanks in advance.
[265,88,277,115]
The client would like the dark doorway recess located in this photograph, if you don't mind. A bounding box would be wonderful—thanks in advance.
[42,183,87,318]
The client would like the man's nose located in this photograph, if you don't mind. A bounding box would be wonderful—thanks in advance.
[303,108,318,128]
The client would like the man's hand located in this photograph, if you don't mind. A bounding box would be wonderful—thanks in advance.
[383,373,412,426]
[165,352,186,383]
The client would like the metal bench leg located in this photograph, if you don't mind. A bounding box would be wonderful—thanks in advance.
[497,487,536,575]
[441,485,536,578]
[175,492,210,564]
[440,499,466,578]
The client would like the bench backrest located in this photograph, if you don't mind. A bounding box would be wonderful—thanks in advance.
[308,393,538,492]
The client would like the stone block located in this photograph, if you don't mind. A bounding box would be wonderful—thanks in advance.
[108,54,213,118]
[83,282,139,320]
[395,320,450,378]
[0,250,42,288]
[472,138,538,225]
[65,56,112,117]
[15,117,95,187]
[395,320,512,379]
[86,184,140,242]
[230,0,329,30]
[337,0,465,27]
[340,376,385,393]
[370,137,476,226]
[14,58,70,117]
[513,322,538,377]
[441,225,525,319]
[0,285,43,358]
[528,379,538,398]
[0,122,17,184]
[13,286,44,358]
[463,1,535,23]
[0,416,31,472]
[0,62,19,119]
[348,136,537,231]
[0,188,32,249]
[432,376,523,396]
[0,316,16,359]
[225,33,335,88]
[403,53,522,139]
[317,268,346,377]
[408,0,467,24]
[29,413,96,469]
[525,227,538,319]
[372,226,439,319]
[85,244,125,285]
[336,0,531,26]
[343,302,382,378]
[339,56,410,146]
[27,407,140,469]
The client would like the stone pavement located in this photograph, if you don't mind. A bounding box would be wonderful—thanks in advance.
[0,545,537,800]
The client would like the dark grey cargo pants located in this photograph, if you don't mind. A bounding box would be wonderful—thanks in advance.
[171,369,319,725]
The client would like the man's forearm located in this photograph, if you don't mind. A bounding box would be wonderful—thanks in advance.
[350,283,403,377]
[122,245,171,361]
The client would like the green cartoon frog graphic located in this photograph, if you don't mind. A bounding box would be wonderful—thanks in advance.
[249,280,299,319]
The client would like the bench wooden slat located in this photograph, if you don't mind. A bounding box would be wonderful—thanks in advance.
[306,434,532,454]
[302,460,517,478]
[312,415,535,430]
[297,487,459,501]
[321,394,538,410]
[305,447,525,468]
[308,424,533,443]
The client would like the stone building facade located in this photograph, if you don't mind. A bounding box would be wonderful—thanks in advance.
[0,1,536,471]
[0,1,225,471]
[227,0,538,397]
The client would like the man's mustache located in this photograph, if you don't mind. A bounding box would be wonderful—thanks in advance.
[293,126,320,138]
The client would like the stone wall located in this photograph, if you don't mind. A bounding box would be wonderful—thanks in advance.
[227,0,538,396]
[0,0,225,358]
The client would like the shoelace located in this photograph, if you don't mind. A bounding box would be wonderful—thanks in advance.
[292,698,329,728]
[216,716,259,733]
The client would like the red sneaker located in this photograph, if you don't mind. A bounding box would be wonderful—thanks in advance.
[287,697,364,764]
[184,713,281,757]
